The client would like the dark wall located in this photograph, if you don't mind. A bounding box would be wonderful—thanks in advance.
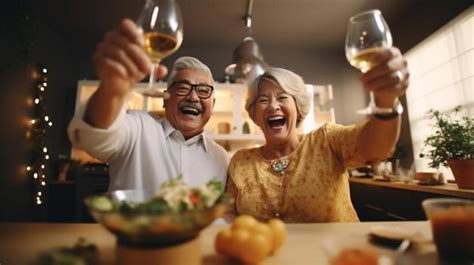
[0,4,79,221]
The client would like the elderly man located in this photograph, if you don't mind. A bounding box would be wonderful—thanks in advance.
[68,19,228,190]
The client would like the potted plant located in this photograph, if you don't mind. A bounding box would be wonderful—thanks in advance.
[419,106,474,189]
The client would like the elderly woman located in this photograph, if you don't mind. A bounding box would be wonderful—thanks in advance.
[226,47,409,223]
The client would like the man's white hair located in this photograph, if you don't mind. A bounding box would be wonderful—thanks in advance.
[167,56,214,87]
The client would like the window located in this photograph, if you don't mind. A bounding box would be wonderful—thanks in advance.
[405,7,473,179]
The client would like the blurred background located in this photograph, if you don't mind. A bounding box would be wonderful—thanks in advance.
[0,0,472,222]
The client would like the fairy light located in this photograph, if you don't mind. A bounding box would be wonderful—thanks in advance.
[27,64,52,214]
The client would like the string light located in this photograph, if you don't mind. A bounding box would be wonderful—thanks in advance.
[27,64,52,213]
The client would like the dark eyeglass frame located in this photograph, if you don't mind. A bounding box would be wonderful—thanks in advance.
[170,81,214,99]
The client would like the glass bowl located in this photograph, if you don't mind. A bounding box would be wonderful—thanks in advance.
[85,189,228,248]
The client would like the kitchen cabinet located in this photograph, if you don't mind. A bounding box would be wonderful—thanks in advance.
[349,178,474,221]
[75,81,333,156]
[76,81,264,150]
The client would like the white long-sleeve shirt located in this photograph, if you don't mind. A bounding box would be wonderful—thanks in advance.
[67,106,229,191]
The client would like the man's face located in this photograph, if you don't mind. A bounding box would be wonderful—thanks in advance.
[164,68,215,139]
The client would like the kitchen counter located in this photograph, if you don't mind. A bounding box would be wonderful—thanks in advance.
[0,221,452,265]
[350,177,474,199]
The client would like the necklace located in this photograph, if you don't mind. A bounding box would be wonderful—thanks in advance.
[271,158,289,175]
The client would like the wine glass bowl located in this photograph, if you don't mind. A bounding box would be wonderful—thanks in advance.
[136,0,183,91]
[345,9,393,114]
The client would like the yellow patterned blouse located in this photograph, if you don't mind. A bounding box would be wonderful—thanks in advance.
[226,122,369,223]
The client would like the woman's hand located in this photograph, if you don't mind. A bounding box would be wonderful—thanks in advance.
[92,19,167,96]
[358,47,409,108]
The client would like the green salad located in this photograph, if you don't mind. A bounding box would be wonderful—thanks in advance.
[88,177,224,215]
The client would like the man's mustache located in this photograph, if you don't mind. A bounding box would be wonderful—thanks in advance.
[178,100,204,112]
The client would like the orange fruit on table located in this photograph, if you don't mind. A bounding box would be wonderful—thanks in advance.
[215,227,233,256]
[268,218,287,252]
[232,214,258,230]
[249,222,273,244]
[239,233,272,264]
[228,227,251,257]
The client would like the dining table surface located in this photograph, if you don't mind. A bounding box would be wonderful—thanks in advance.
[0,220,467,265]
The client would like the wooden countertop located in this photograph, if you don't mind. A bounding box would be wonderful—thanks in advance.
[0,221,449,265]
[350,177,474,199]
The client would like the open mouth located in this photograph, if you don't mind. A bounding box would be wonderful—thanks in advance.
[180,107,202,116]
[267,116,286,128]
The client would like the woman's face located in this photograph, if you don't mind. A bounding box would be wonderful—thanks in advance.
[254,79,299,144]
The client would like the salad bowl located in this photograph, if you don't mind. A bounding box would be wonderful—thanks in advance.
[85,179,228,248]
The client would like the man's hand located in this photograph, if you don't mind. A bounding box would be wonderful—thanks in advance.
[85,19,168,128]
[358,47,409,108]
[92,19,168,96]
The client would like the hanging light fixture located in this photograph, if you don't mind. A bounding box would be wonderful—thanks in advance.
[225,0,268,83]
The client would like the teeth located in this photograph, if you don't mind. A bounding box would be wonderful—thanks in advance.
[268,116,284,121]
[181,107,200,115]
[183,107,198,112]
[267,115,286,128]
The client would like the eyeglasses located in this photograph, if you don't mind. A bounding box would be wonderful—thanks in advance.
[170,81,214,99]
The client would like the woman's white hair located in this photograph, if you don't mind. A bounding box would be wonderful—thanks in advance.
[245,67,311,127]
[167,56,214,87]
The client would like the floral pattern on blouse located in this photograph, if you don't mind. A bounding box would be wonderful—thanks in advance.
[226,122,368,223]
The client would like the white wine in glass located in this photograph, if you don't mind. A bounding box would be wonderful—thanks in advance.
[345,9,393,115]
[137,0,183,93]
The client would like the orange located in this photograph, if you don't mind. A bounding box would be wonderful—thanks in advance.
[215,228,233,256]
[268,218,287,252]
[232,215,258,230]
[249,222,273,244]
[239,233,272,264]
[228,227,251,257]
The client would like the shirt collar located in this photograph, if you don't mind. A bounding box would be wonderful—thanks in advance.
[162,118,209,152]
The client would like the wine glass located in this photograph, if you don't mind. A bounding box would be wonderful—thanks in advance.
[136,0,183,95]
[345,9,393,115]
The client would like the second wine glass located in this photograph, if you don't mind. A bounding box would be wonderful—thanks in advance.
[345,9,393,115]
[137,0,183,91]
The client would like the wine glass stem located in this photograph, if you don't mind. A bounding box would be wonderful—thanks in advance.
[148,63,158,89]
[369,91,377,107]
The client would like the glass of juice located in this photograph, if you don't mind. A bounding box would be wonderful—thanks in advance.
[422,198,474,261]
